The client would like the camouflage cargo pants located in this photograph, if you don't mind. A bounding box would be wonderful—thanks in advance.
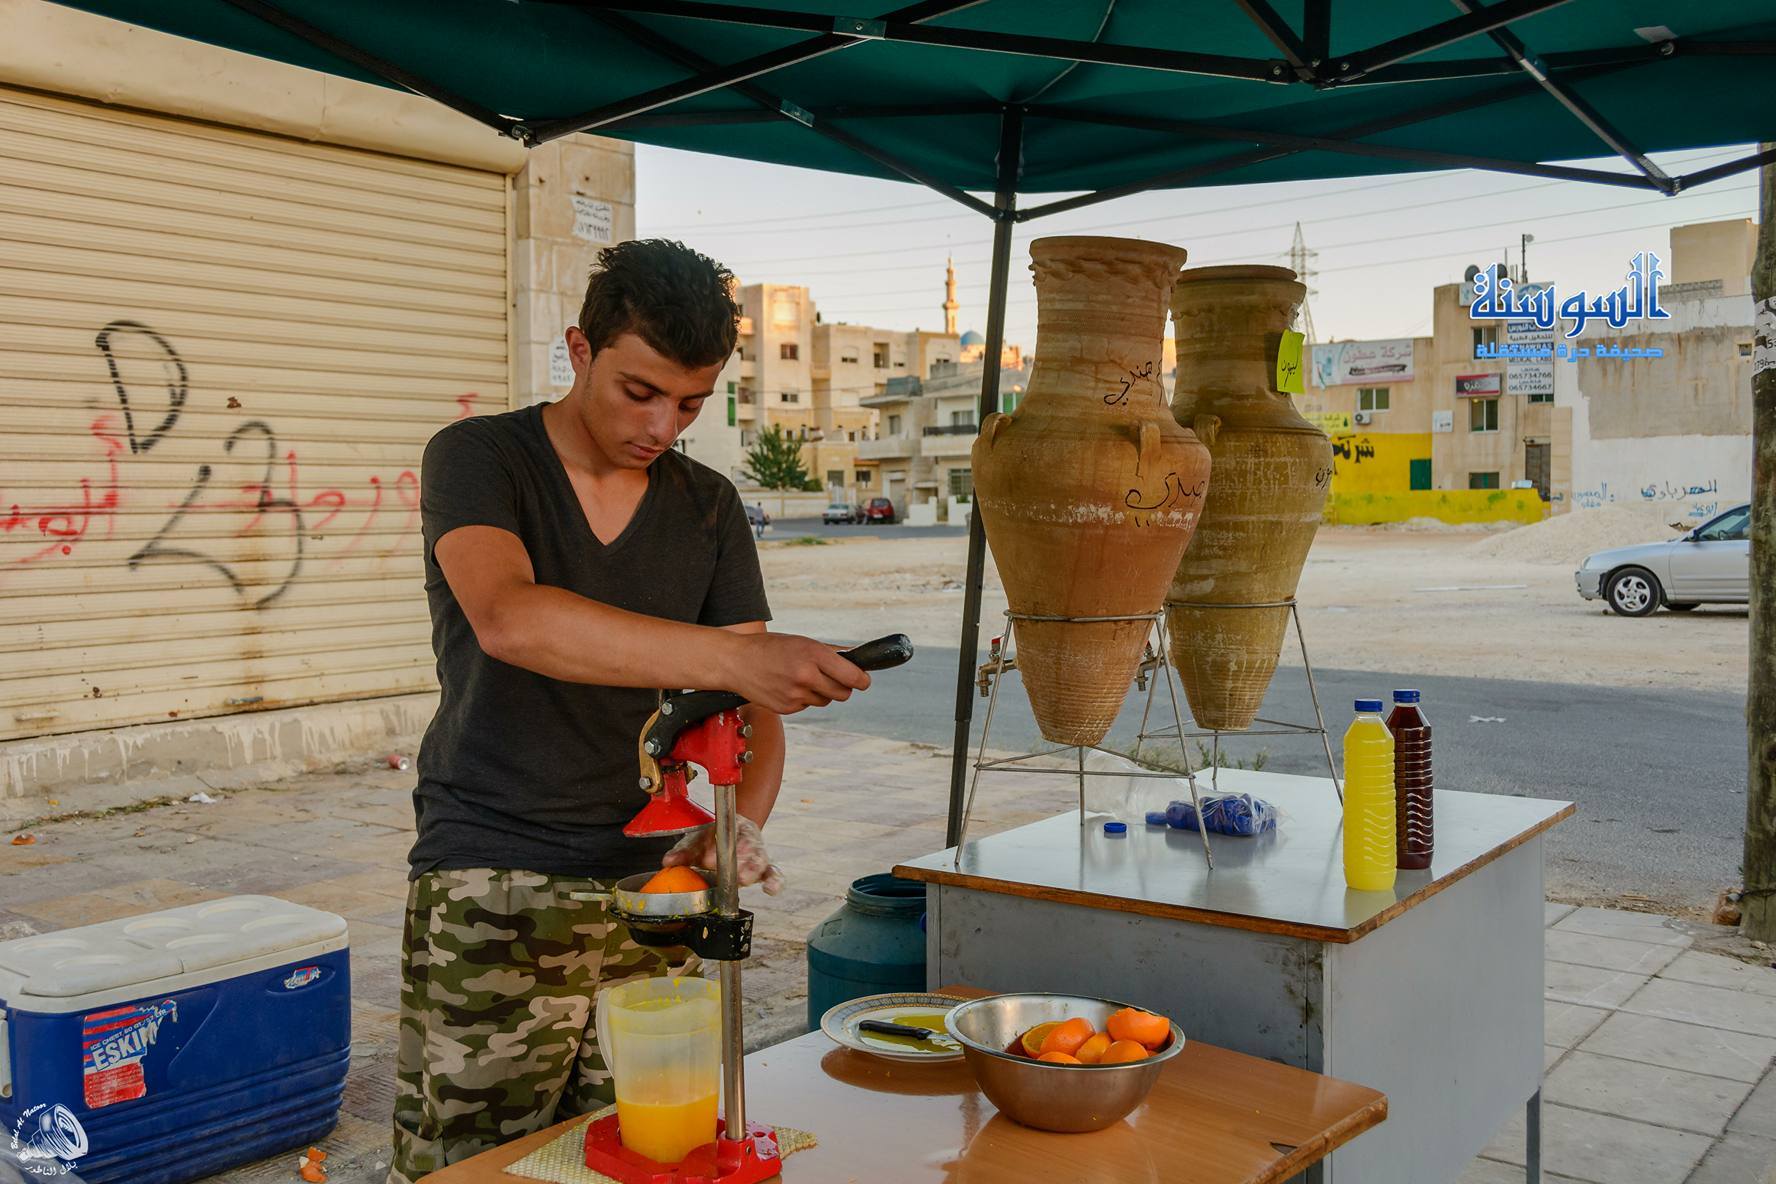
[387,868,690,1183]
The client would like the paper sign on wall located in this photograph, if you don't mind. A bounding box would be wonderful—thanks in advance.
[1432,410,1454,433]
[571,195,614,244]
[1276,330,1305,394]
[549,339,574,387]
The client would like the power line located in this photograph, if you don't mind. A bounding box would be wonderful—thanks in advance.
[815,201,1759,318]
[763,178,1755,304]
[716,151,1753,282]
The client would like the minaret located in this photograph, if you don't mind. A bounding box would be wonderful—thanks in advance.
[943,255,960,336]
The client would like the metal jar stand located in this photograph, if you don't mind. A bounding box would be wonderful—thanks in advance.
[1134,598,1343,803]
[956,609,1217,870]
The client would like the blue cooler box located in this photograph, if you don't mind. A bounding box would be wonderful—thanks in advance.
[0,896,350,1184]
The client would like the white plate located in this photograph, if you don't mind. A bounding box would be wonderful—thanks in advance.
[819,992,967,1062]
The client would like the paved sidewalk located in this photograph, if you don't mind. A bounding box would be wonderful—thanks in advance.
[1459,903,1776,1184]
[2,723,1772,1184]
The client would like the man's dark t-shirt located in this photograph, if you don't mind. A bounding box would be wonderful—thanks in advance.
[410,403,771,881]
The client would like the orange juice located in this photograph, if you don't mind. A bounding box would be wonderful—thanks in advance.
[616,1092,717,1164]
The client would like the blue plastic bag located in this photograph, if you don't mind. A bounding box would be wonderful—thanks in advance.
[1164,793,1277,836]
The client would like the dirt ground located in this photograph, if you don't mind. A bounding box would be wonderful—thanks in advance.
[761,521,1750,693]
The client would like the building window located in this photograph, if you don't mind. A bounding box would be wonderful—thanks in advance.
[1471,325,1498,355]
[1468,397,1499,433]
[948,469,974,498]
[1526,391,1553,405]
[1002,390,1022,412]
[841,351,859,364]
[1741,342,1754,359]
[826,469,844,487]
[727,381,736,394]
[726,395,736,427]
[847,431,856,442]
[740,430,754,447]
[781,388,800,404]
[887,414,902,435]
[873,343,890,368]
[935,356,950,365]
[738,386,754,404]
[780,342,799,361]
[856,470,872,486]
[1469,471,1500,490]
[1357,387,1390,412]
[950,410,971,428]
[894,361,906,368]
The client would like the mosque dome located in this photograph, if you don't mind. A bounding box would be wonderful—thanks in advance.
[960,329,985,347]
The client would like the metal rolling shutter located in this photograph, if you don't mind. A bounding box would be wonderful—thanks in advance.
[0,86,510,741]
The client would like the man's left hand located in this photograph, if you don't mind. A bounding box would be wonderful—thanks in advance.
[662,817,784,895]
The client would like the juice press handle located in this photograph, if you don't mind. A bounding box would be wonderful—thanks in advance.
[838,633,914,672]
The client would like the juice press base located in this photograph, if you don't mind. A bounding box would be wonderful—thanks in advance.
[582,1115,781,1184]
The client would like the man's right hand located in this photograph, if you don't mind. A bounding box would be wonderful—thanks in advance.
[724,632,871,714]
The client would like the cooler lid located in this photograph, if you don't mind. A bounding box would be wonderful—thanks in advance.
[0,895,346,999]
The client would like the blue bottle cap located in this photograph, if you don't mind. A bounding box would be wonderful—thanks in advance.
[1393,689,1421,703]
[1355,698,1384,713]
[1103,820,1128,835]
[1145,810,1169,826]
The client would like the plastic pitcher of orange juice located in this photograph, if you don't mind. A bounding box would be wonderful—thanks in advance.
[594,976,721,1164]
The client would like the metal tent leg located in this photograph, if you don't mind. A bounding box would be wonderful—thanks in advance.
[946,105,1023,848]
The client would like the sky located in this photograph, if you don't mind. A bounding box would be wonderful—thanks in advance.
[634,142,1764,352]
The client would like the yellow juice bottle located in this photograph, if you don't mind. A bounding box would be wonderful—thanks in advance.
[1342,698,1397,892]
[616,1092,718,1164]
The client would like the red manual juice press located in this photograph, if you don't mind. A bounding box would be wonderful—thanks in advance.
[583,634,914,1184]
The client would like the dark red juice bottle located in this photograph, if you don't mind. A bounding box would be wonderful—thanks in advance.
[1388,689,1433,870]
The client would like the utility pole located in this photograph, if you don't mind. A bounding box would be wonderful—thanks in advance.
[1288,222,1319,341]
[1521,232,1535,282]
[1747,144,1775,942]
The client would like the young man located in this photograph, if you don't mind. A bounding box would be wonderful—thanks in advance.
[389,240,869,1179]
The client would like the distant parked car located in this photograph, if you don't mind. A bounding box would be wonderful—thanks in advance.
[863,497,897,524]
[1576,503,1750,616]
[822,502,855,524]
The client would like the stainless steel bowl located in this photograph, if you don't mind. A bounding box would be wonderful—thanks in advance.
[607,870,711,926]
[944,993,1184,1133]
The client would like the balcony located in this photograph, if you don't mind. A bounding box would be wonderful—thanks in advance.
[921,423,977,458]
[858,434,915,461]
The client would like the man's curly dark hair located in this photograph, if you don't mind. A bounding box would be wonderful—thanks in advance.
[577,239,740,370]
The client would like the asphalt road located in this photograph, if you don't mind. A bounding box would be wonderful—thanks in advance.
[808,641,1748,913]
[762,517,967,541]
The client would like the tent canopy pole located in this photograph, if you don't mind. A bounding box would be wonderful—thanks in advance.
[946,104,1023,849]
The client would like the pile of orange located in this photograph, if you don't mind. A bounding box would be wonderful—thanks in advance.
[1015,1008,1171,1065]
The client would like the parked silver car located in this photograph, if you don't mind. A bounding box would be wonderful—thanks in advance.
[1575,503,1750,616]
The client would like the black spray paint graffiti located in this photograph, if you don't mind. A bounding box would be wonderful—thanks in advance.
[95,321,186,455]
[127,421,306,608]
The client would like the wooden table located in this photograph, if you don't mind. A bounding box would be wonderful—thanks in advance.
[896,769,1572,1184]
[428,990,1386,1184]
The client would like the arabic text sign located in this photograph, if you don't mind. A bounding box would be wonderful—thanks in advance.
[1275,330,1305,395]
[571,195,614,244]
[1310,338,1415,389]
[1504,313,1554,398]
[1454,373,1501,398]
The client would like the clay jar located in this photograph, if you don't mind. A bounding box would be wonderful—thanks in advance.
[1166,265,1332,731]
[973,236,1210,746]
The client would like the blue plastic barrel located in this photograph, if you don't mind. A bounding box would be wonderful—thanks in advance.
[805,873,928,1029]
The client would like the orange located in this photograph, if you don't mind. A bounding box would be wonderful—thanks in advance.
[1020,1022,1060,1058]
[1036,1051,1080,1064]
[1038,1017,1095,1058]
[640,866,706,894]
[1101,1040,1149,1064]
[1106,1007,1170,1050]
[1074,1032,1113,1064]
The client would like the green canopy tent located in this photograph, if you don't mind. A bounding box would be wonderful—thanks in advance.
[48,0,1776,857]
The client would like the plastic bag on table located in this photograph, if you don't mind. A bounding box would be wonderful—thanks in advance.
[1161,793,1277,836]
